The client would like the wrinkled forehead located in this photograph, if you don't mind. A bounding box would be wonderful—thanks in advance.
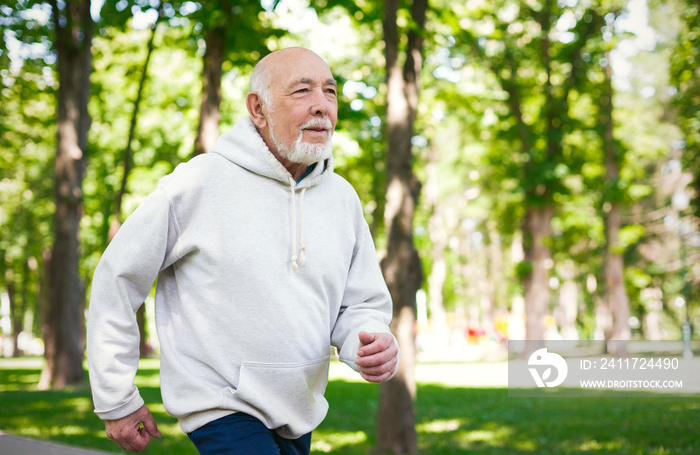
[266,49,335,89]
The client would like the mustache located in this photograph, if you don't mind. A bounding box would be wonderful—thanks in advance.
[300,118,333,130]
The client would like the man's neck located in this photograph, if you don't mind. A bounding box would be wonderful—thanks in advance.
[288,163,310,182]
[296,162,317,183]
[270,148,308,181]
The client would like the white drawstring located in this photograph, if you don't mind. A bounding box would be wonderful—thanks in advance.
[299,187,306,266]
[289,177,307,273]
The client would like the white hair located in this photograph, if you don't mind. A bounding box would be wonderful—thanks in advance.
[249,58,274,109]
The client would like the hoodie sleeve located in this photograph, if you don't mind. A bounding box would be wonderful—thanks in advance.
[330,216,399,376]
[87,186,179,421]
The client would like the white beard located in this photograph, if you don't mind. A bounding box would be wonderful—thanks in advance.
[271,118,333,165]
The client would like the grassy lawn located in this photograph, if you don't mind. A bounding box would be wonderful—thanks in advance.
[1,357,699,454]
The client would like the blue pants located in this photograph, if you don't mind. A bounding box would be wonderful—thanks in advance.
[188,413,312,455]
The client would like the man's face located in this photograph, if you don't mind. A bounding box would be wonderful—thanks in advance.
[264,51,338,165]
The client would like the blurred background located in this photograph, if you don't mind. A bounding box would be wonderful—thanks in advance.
[1,0,699,453]
[2,0,698,365]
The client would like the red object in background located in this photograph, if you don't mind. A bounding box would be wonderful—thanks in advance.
[467,327,485,342]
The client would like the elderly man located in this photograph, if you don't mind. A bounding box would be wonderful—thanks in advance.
[86,47,398,455]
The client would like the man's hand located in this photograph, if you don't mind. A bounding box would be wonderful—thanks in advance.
[355,331,399,383]
[105,405,162,453]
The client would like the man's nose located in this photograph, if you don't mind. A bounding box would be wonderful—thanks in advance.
[309,88,332,116]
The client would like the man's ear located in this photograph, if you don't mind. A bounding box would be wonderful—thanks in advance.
[246,92,268,129]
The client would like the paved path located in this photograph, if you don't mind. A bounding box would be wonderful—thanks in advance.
[0,431,113,455]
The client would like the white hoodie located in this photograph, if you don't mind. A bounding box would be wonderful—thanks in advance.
[87,116,395,438]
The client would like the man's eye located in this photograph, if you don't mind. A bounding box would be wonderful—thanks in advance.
[295,88,309,93]
[326,89,337,96]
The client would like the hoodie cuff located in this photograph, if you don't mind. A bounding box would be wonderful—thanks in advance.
[94,390,145,421]
[338,328,363,373]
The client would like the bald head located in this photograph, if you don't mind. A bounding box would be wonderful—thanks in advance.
[249,47,333,109]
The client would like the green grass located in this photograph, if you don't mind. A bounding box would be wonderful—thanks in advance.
[1,358,699,454]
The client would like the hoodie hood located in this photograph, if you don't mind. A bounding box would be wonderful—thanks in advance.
[209,116,335,272]
[209,116,334,189]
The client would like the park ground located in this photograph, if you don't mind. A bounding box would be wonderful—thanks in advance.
[1,349,699,454]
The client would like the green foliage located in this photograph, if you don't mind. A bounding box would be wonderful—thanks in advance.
[81,21,203,285]
[0,1,56,335]
[613,224,646,254]
[1,0,698,363]
[666,0,700,217]
[516,260,534,280]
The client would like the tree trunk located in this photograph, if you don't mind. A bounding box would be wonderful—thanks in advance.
[193,26,225,157]
[5,270,20,357]
[375,0,427,453]
[42,0,93,389]
[522,205,553,341]
[642,288,663,340]
[498,24,551,344]
[604,207,630,340]
[521,2,562,343]
[508,235,527,340]
[459,217,479,328]
[486,221,504,329]
[425,144,449,348]
[427,247,449,345]
[555,260,579,340]
[9,259,30,357]
[601,48,630,355]
[595,297,613,340]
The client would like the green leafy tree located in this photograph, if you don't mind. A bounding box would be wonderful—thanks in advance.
[450,0,606,341]
[290,1,428,450]
[188,0,282,156]
[82,10,205,357]
[434,0,662,346]
[1,2,57,358]
[43,0,93,388]
[667,0,700,217]
[374,0,428,453]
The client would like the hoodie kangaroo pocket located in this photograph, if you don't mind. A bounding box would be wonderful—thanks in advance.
[222,357,330,439]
